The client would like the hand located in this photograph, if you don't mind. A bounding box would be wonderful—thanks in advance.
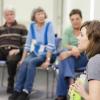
[71,82,88,99]
[41,61,50,69]
[9,49,20,56]
[59,51,71,61]
[18,59,24,66]
[71,47,80,58]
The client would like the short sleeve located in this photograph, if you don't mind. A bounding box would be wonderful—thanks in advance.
[62,27,71,48]
[87,54,100,81]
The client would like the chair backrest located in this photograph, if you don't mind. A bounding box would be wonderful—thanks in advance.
[55,37,62,51]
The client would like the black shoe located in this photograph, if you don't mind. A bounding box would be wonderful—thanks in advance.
[7,86,14,94]
[8,91,21,100]
[55,96,67,100]
[7,79,14,94]
[17,91,29,100]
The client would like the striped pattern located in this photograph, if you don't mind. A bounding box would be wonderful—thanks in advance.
[0,21,27,49]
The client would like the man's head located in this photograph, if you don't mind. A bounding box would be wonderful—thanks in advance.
[4,6,16,24]
[69,9,82,29]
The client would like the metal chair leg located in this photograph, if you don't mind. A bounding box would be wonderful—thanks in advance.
[51,70,56,98]
[46,70,49,98]
[1,66,5,86]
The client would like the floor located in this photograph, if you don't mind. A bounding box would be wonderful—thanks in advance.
[0,68,57,100]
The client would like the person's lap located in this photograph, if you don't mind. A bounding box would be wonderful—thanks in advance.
[56,51,88,96]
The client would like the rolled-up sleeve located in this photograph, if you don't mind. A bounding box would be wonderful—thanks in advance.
[46,23,55,52]
[24,24,32,52]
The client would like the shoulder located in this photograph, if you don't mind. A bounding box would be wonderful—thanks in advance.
[13,23,27,30]
[88,54,100,66]
[64,26,73,35]
[87,54,100,81]
[0,25,5,31]
[45,21,53,27]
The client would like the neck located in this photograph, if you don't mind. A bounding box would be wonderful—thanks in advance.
[6,21,15,27]
[7,23,12,27]
[37,22,44,27]
[74,28,81,36]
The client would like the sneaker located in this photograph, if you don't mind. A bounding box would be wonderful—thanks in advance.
[8,91,21,100]
[17,91,29,100]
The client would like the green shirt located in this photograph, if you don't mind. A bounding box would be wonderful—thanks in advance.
[62,26,78,48]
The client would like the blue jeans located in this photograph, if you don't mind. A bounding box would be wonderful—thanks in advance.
[56,53,88,96]
[15,52,56,93]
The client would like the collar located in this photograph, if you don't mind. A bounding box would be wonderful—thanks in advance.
[3,20,18,27]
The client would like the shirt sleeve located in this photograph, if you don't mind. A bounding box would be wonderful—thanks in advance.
[46,22,55,52]
[87,55,100,81]
[24,24,32,52]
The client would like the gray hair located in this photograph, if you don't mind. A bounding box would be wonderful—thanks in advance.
[4,5,15,13]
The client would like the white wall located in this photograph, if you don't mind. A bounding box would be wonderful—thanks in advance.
[3,0,64,35]
[63,0,91,31]
[2,0,100,35]
[94,0,100,20]
[3,0,54,27]
[0,0,3,25]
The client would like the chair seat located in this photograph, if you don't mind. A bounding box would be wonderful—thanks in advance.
[0,61,6,66]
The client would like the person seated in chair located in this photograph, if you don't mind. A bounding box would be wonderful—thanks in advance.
[9,7,56,100]
[72,20,100,100]
[55,9,88,100]
[0,6,27,94]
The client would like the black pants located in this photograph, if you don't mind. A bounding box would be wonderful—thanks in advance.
[0,48,22,87]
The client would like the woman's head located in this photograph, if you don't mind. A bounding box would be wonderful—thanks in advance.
[31,7,47,24]
[80,20,100,57]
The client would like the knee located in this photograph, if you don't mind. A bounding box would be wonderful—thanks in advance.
[7,55,17,63]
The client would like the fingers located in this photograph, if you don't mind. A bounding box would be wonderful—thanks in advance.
[41,62,49,70]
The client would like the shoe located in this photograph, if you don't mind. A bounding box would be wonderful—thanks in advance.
[8,91,21,100]
[55,96,67,100]
[7,86,14,94]
[7,79,14,94]
[17,91,29,100]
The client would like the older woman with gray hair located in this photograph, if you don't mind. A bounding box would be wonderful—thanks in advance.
[9,7,56,100]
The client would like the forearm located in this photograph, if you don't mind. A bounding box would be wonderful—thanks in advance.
[84,94,90,100]
[21,50,28,61]
[46,51,52,62]
[66,44,77,50]
[80,90,90,100]
[64,50,73,58]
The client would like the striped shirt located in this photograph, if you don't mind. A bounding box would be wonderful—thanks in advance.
[0,21,27,51]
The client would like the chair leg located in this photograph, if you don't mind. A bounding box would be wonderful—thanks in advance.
[46,70,49,98]
[51,70,56,98]
[1,66,5,86]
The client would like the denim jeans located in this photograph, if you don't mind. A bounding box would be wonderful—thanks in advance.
[56,53,88,96]
[15,52,56,93]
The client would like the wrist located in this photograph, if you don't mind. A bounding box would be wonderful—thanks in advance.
[83,92,89,100]
[69,50,73,55]
[46,57,50,62]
